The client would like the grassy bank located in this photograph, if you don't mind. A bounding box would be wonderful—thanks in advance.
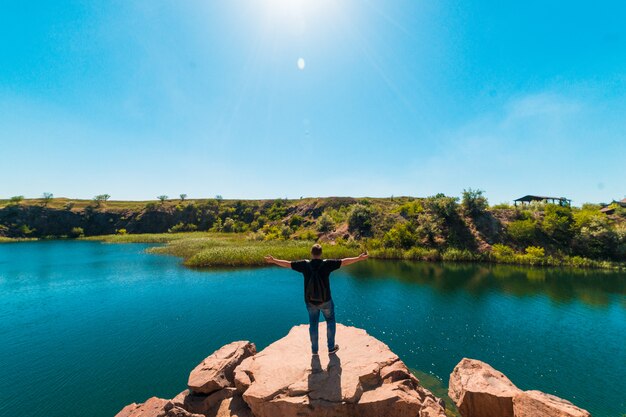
[88,232,364,268]
[85,232,625,270]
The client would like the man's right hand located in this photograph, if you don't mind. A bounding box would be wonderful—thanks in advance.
[359,252,369,260]
[264,255,275,263]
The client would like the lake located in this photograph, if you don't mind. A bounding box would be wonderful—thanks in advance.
[0,241,624,417]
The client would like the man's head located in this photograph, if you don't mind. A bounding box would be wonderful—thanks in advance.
[311,244,322,259]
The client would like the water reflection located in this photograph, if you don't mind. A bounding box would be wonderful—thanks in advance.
[345,260,626,308]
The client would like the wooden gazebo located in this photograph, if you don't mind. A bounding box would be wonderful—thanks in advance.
[514,195,571,207]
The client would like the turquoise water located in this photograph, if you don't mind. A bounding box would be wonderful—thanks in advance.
[0,241,624,417]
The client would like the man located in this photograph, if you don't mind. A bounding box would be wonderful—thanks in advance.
[264,244,368,355]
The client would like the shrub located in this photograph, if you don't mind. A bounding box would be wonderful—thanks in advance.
[116,228,127,235]
[442,247,483,262]
[507,219,537,244]
[317,213,335,233]
[573,216,618,259]
[348,205,373,237]
[280,225,292,240]
[491,244,515,261]
[461,188,488,216]
[522,246,546,265]
[299,230,318,241]
[69,227,84,238]
[541,204,574,244]
[169,222,198,233]
[289,215,304,229]
[9,195,24,205]
[222,218,236,233]
[382,223,416,249]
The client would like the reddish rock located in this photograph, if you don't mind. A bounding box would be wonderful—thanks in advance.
[448,358,521,417]
[237,323,446,417]
[449,359,592,417]
[172,388,237,415]
[513,390,591,417]
[114,397,204,417]
[188,341,256,394]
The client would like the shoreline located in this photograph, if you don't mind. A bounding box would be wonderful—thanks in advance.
[2,232,624,271]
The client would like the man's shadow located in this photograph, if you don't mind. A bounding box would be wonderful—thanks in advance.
[308,354,342,403]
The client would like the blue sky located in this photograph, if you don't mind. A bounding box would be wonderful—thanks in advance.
[1,0,625,205]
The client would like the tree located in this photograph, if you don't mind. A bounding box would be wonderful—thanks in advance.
[215,195,223,200]
[462,188,488,216]
[348,204,373,237]
[542,204,573,244]
[157,195,168,203]
[93,194,111,207]
[180,194,187,202]
[9,196,24,205]
[42,192,53,207]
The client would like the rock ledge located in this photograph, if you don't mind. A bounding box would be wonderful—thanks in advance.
[115,323,446,417]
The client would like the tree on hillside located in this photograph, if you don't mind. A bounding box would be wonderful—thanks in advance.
[42,192,53,207]
[157,195,168,204]
[93,194,111,207]
[9,196,24,205]
[180,194,187,202]
[348,204,374,237]
[462,188,488,217]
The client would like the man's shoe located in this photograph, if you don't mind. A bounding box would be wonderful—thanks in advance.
[329,345,340,354]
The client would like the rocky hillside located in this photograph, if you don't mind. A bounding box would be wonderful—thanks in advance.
[1,194,625,267]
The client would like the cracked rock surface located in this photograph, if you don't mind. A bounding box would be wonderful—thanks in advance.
[237,323,446,417]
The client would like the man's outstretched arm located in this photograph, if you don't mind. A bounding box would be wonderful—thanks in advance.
[341,252,368,267]
[264,255,292,268]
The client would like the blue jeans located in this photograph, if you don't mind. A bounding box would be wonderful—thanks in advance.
[306,299,336,353]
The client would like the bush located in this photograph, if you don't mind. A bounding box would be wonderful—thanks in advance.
[507,219,537,244]
[69,227,84,238]
[298,230,318,241]
[280,225,292,239]
[541,204,573,244]
[289,215,304,229]
[461,188,488,216]
[442,247,483,262]
[573,216,618,259]
[521,246,546,265]
[490,244,515,261]
[116,228,127,235]
[382,223,416,249]
[348,205,373,237]
[169,222,198,233]
[317,213,335,233]
[222,218,236,233]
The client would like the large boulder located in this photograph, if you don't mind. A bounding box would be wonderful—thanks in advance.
[188,341,256,394]
[513,391,591,417]
[449,359,592,417]
[448,358,521,417]
[237,323,446,417]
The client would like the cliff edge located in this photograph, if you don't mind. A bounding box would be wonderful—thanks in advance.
[115,323,447,417]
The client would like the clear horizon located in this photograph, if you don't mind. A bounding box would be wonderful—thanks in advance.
[1,1,625,205]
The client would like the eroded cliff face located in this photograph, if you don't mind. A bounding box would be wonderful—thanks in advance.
[115,323,447,417]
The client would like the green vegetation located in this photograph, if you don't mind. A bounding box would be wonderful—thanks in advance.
[2,194,625,269]
[411,370,460,417]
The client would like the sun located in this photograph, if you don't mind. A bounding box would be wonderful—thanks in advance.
[297,58,306,70]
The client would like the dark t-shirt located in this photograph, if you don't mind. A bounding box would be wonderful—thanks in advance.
[291,258,342,305]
